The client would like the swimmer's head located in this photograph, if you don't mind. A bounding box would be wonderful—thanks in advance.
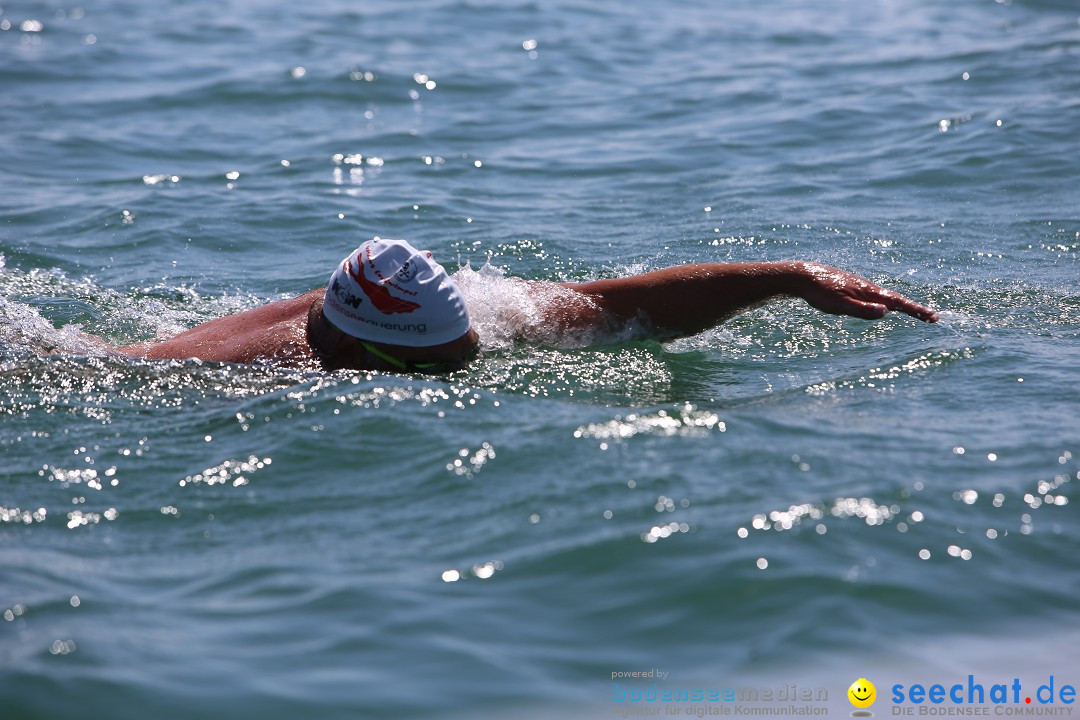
[322,238,471,347]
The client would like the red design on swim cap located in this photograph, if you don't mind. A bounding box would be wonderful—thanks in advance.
[347,256,422,315]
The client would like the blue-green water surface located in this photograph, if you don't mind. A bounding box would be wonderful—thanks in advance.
[2,0,1078,717]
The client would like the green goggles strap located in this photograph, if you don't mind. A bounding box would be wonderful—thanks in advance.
[359,340,440,371]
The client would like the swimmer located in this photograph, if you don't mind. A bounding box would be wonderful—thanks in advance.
[113,237,938,372]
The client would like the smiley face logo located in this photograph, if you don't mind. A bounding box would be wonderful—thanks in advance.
[848,678,876,709]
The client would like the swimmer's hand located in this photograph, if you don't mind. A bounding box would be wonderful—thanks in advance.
[795,262,939,323]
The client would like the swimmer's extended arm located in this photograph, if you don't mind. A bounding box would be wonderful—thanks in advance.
[549,261,937,340]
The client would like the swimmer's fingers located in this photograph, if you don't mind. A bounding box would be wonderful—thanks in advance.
[881,292,938,322]
[831,297,889,320]
[854,284,939,322]
[798,263,938,323]
[842,282,937,321]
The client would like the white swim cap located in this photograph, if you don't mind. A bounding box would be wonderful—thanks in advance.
[322,238,471,347]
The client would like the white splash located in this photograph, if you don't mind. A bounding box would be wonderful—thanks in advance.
[452,261,608,350]
[0,296,107,357]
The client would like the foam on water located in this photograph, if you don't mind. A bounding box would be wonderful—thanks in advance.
[452,263,551,351]
[453,261,619,349]
[0,295,103,357]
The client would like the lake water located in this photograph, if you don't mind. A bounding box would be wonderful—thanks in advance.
[2,0,1078,717]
